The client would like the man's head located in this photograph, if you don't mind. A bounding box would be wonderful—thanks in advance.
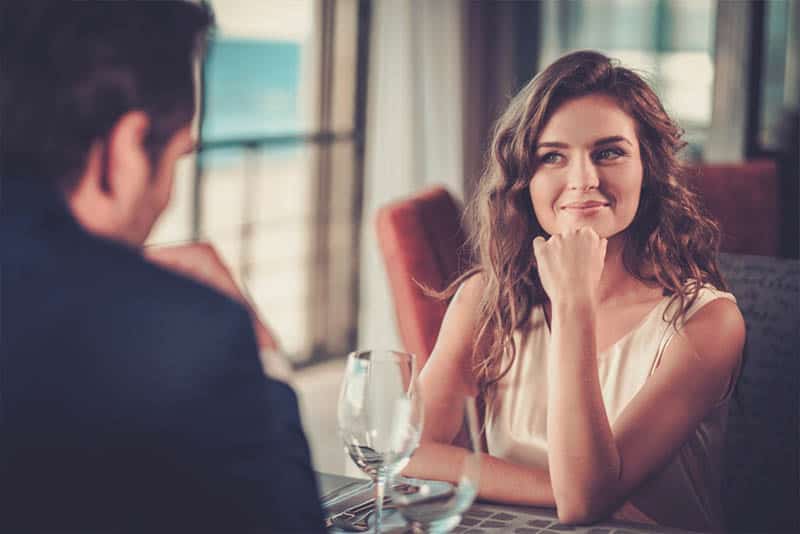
[2,1,213,245]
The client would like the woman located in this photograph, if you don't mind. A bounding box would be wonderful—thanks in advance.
[405,50,745,531]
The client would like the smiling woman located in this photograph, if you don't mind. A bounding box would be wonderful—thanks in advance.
[529,94,644,239]
[403,50,745,532]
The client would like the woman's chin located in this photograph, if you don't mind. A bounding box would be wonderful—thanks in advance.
[551,216,633,240]
[552,221,607,237]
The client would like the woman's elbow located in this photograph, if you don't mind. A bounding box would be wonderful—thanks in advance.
[552,463,620,524]
[556,499,592,525]
[554,490,610,525]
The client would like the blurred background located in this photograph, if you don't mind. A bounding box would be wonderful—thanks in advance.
[146,0,799,474]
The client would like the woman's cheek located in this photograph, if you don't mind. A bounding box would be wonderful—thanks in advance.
[529,179,559,234]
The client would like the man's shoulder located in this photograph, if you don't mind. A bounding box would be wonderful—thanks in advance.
[1,180,242,315]
[7,217,256,360]
[98,244,255,350]
[77,238,249,327]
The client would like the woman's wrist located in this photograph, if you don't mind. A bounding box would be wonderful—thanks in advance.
[550,295,597,319]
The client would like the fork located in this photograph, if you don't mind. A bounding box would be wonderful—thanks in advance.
[325,482,419,531]
[326,496,392,531]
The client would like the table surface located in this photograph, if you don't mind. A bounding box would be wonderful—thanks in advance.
[317,472,701,534]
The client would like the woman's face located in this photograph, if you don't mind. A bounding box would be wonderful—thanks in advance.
[529,94,643,240]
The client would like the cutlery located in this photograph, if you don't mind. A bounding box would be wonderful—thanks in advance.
[321,480,373,507]
[325,482,419,531]
[326,495,391,531]
[329,502,398,532]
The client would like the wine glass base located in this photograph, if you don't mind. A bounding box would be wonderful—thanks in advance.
[408,515,462,534]
[365,508,405,533]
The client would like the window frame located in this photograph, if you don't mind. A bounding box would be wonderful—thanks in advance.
[188,0,371,366]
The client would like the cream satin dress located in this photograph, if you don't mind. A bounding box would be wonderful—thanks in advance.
[484,286,738,532]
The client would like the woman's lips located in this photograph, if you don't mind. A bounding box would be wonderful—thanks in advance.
[561,200,610,212]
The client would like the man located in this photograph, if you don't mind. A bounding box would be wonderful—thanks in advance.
[0,2,325,532]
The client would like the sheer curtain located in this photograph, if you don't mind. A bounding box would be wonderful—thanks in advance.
[357,0,465,352]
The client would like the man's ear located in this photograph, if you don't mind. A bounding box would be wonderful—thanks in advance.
[105,110,151,207]
[66,111,153,244]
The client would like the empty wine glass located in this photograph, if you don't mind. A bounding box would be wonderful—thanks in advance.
[338,350,424,533]
[390,396,481,533]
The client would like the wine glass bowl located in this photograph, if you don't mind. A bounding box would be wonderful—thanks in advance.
[338,349,423,532]
[390,396,481,533]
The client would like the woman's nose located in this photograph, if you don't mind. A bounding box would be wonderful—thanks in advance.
[567,156,600,191]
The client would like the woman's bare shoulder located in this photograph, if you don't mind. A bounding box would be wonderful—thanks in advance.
[451,271,488,308]
[682,296,745,361]
[425,272,488,380]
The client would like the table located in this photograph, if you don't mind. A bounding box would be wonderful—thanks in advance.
[318,473,702,534]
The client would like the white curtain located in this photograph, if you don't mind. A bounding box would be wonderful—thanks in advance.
[357,0,465,352]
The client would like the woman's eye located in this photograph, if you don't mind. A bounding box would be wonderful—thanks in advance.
[540,152,563,164]
[594,148,624,161]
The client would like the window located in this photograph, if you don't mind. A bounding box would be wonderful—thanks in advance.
[539,0,716,160]
[149,0,367,364]
[758,0,792,151]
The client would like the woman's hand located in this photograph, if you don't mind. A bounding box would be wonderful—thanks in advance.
[532,227,607,307]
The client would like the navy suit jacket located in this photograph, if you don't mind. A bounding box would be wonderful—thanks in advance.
[0,177,325,533]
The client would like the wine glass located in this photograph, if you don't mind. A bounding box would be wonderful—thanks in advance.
[338,350,424,533]
[390,396,481,533]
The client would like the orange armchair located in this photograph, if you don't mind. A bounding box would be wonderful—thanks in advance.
[689,159,781,257]
[375,186,469,368]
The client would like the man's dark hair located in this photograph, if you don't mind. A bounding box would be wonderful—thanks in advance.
[1,1,214,190]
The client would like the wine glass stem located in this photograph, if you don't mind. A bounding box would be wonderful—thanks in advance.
[374,468,387,533]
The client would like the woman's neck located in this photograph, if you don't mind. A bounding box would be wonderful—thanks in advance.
[596,234,659,307]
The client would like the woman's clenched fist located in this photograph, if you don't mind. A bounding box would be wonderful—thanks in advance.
[532,227,607,307]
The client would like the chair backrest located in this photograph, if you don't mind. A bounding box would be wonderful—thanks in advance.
[718,252,799,532]
[375,186,469,368]
[689,159,781,256]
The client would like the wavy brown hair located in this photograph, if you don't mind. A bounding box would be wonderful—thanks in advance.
[451,50,726,395]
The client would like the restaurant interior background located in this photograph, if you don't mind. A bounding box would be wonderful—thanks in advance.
[147,0,799,475]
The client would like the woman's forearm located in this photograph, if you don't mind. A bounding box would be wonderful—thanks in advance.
[402,441,653,525]
[547,301,620,520]
[402,442,555,507]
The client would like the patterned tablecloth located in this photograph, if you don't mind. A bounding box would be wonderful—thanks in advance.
[317,473,700,534]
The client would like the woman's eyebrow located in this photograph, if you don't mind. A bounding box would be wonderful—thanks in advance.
[535,141,569,149]
[535,136,634,150]
[593,135,633,147]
